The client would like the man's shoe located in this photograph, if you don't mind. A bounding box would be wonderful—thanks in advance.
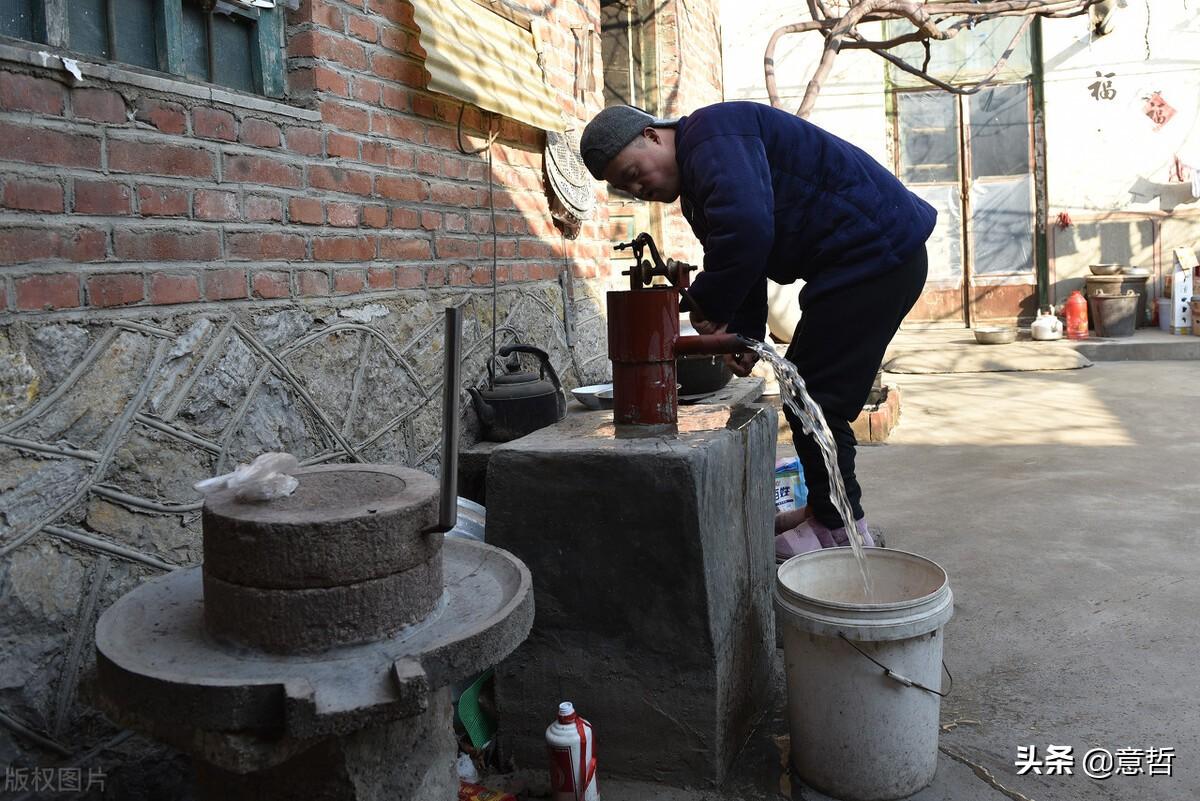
[775,518,879,564]
[774,506,809,534]
[775,521,824,563]
[818,517,876,549]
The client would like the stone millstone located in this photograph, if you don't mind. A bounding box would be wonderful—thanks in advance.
[203,558,443,654]
[202,464,440,589]
[93,539,534,756]
[193,688,457,801]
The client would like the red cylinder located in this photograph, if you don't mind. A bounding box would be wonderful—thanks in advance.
[1064,290,1089,340]
[607,288,680,434]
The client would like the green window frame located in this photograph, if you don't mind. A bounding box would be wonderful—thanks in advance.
[0,0,285,97]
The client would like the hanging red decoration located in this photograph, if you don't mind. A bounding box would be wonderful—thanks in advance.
[1144,92,1176,130]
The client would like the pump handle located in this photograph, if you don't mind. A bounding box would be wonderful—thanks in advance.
[614,233,696,291]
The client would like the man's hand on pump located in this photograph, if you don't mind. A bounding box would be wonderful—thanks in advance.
[688,310,720,335]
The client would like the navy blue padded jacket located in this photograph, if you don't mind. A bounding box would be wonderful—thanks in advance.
[675,102,937,340]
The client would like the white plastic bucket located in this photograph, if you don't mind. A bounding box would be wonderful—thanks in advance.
[1157,297,1172,333]
[774,548,954,801]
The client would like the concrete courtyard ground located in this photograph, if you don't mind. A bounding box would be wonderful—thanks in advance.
[594,359,1200,801]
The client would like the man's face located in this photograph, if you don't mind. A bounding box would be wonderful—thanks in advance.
[601,128,680,203]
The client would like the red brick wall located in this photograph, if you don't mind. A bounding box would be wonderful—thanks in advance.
[0,0,722,325]
[0,0,611,317]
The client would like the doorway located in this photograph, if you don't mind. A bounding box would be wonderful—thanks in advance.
[896,83,1038,326]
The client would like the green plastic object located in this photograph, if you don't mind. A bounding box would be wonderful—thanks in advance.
[456,669,496,750]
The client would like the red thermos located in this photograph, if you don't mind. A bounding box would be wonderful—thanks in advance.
[1064,290,1089,339]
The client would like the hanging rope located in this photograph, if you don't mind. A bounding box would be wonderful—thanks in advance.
[487,136,497,388]
[456,104,499,156]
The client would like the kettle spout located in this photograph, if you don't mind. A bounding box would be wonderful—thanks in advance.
[467,387,494,425]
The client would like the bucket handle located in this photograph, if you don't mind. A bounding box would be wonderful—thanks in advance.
[837,632,953,698]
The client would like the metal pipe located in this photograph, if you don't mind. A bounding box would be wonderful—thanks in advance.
[674,333,750,356]
[206,13,215,83]
[433,306,461,534]
[105,0,118,60]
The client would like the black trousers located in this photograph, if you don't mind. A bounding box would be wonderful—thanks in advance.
[782,247,928,529]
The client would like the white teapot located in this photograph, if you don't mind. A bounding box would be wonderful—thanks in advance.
[1031,307,1064,341]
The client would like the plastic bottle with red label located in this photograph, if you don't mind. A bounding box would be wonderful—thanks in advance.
[545,701,599,801]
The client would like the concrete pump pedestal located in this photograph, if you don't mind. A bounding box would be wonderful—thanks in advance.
[486,404,778,785]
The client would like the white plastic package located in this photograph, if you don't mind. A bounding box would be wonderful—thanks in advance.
[194,452,301,502]
[774,456,807,513]
[455,752,479,783]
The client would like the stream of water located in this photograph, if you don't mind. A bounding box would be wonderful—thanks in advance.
[745,341,874,599]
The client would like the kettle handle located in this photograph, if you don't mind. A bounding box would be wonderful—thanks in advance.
[497,344,564,392]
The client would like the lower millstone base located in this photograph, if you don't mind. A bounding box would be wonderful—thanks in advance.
[194,688,456,801]
[486,404,778,785]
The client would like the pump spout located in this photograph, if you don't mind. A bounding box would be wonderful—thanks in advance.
[674,332,755,357]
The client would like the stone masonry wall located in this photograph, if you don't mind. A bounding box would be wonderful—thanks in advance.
[0,0,723,796]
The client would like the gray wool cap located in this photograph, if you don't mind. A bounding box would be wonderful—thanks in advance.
[580,105,679,180]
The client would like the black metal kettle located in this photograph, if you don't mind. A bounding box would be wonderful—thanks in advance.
[468,344,566,442]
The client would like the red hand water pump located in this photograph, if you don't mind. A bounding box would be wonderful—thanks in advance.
[606,233,748,437]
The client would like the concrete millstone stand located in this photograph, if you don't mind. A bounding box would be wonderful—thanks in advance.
[487,404,778,785]
[94,464,534,801]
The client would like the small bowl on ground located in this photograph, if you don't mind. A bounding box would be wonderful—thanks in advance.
[974,326,1017,345]
[571,383,614,411]
[1089,263,1123,276]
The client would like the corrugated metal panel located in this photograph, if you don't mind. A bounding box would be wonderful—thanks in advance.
[412,0,564,132]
